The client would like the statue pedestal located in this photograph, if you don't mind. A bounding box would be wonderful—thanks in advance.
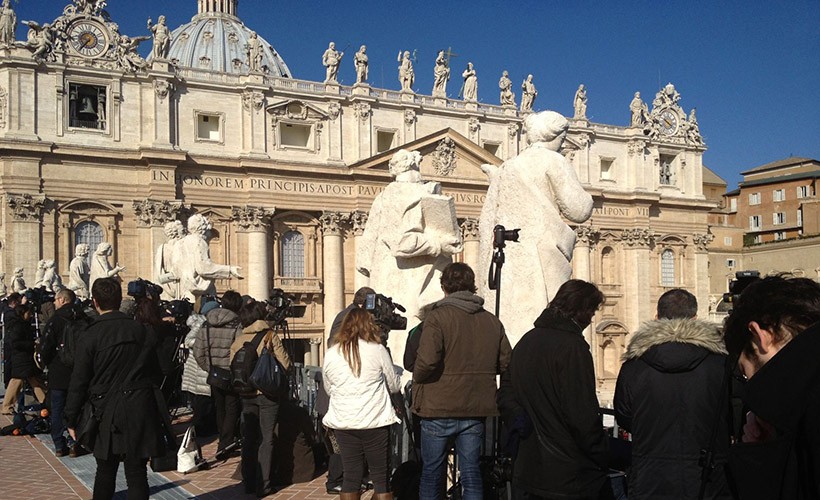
[352,83,370,95]
[503,105,518,117]
[151,60,173,73]
[324,83,341,95]
[465,101,478,111]
[401,90,415,102]
[434,97,448,107]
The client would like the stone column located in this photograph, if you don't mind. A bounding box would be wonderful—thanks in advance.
[320,211,346,338]
[133,198,185,286]
[241,89,266,156]
[693,233,714,319]
[621,229,654,334]
[350,211,369,290]
[232,206,275,301]
[353,101,372,161]
[151,78,174,148]
[460,218,480,270]
[572,225,598,346]
[5,193,46,284]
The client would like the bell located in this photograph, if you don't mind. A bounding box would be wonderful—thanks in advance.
[78,96,97,115]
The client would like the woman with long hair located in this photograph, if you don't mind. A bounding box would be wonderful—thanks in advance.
[322,308,401,500]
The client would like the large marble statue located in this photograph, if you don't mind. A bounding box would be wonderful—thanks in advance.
[322,42,344,83]
[90,242,126,293]
[462,62,477,101]
[177,214,242,301]
[147,15,170,60]
[34,259,46,287]
[68,243,91,299]
[154,220,185,299]
[499,70,515,106]
[520,74,537,112]
[573,84,588,119]
[246,32,263,73]
[353,45,368,84]
[0,0,17,46]
[11,267,26,294]
[432,50,450,97]
[23,21,54,63]
[41,260,63,292]
[478,111,593,345]
[0,273,6,299]
[398,50,414,92]
[630,91,648,127]
[357,149,463,364]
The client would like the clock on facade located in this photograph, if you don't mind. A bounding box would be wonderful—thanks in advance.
[659,109,679,136]
[68,20,110,58]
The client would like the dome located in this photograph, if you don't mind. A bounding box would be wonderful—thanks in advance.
[164,3,291,77]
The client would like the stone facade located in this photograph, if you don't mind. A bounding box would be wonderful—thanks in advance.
[0,1,714,396]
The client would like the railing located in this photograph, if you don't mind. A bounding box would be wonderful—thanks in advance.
[273,276,322,294]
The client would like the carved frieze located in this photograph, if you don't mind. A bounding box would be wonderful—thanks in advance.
[574,225,600,246]
[349,211,368,236]
[468,117,480,139]
[620,228,655,247]
[242,90,265,112]
[353,102,371,122]
[432,137,457,176]
[328,102,341,121]
[627,140,645,157]
[404,109,416,126]
[154,80,173,100]
[507,122,520,138]
[0,86,6,129]
[133,198,184,227]
[6,193,47,222]
[232,205,274,231]
[692,232,715,251]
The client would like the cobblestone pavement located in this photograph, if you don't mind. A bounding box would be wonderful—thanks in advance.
[0,414,375,499]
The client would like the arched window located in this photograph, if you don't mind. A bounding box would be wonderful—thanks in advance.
[281,231,305,277]
[661,249,675,287]
[75,220,104,267]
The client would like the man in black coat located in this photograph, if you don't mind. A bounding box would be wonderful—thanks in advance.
[723,276,820,500]
[498,280,610,500]
[40,289,89,457]
[1,302,48,414]
[614,289,731,499]
[65,278,174,500]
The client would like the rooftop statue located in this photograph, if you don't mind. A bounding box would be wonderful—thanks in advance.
[147,15,170,60]
[90,242,125,293]
[68,243,91,299]
[0,0,17,47]
[520,74,537,112]
[353,45,368,84]
[574,84,588,119]
[499,70,515,107]
[177,214,242,301]
[246,31,263,73]
[630,91,648,127]
[357,149,463,364]
[22,20,54,63]
[432,50,450,97]
[462,62,477,101]
[398,50,415,92]
[322,41,344,83]
[479,111,594,345]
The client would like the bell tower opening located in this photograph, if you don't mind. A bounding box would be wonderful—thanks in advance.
[197,0,239,17]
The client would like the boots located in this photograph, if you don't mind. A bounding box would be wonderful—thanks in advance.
[339,493,360,500]
[374,494,393,500]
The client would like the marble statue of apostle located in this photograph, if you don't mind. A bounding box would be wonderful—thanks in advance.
[0,0,17,46]
[398,50,414,92]
[478,111,593,346]
[34,259,46,288]
[177,214,242,301]
[89,242,126,293]
[630,92,648,127]
[0,273,6,299]
[356,149,463,365]
[68,243,91,299]
[246,32,263,72]
[520,74,537,112]
[432,50,449,97]
[11,267,26,294]
[147,15,170,60]
[354,45,368,84]
[322,42,344,83]
[41,260,63,292]
[499,71,515,106]
[154,220,185,299]
[462,62,477,101]
[574,84,588,119]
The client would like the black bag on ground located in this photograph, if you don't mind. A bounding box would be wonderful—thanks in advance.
[204,325,233,392]
[230,330,266,397]
[249,348,287,398]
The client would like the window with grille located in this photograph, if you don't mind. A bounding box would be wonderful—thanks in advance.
[75,221,104,267]
[68,83,107,130]
[281,230,305,277]
[661,249,675,287]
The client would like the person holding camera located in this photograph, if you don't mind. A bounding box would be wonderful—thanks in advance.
[229,301,291,497]
[193,290,244,456]
[1,301,47,414]
[323,307,401,500]
[65,277,174,500]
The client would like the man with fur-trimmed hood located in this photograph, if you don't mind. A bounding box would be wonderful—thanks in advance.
[614,289,731,499]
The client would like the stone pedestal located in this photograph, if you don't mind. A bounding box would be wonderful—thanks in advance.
[320,212,346,338]
[352,83,370,96]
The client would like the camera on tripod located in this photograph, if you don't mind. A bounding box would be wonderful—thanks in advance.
[163,299,193,324]
[265,288,307,327]
[364,293,407,332]
[24,286,55,313]
[493,225,520,249]
[127,278,164,299]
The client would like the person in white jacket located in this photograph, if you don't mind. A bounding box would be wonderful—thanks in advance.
[323,308,401,500]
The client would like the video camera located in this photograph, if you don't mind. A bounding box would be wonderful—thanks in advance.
[365,293,407,332]
[127,278,164,300]
[265,288,307,327]
[722,270,760,306]
[163,299,193,324]
[24,286,55,313]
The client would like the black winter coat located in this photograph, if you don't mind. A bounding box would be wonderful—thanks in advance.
[8,314,40,379]
[65,311,173,460]
[40,304,89,391]
[727,321,820,500]
[614,319,731,500]
[498,312,608,499]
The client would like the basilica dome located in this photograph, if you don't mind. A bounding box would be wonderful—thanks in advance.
[163,0,291,77]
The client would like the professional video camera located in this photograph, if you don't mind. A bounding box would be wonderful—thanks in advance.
[163,299,193,324]
[24,286,55,313]
[722,270,760,306]
[365,292,407,332]
[265,288,307,327]
[127,278,164,299]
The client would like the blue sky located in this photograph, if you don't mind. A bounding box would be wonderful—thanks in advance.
[17,1,820,187]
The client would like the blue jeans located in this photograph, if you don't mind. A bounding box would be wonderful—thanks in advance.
[420,417,485,500]
[50,389,72,451]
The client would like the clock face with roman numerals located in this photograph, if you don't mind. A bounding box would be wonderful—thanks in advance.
[68,20,110,59]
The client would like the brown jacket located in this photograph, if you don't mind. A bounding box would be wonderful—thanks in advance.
[412,291,512,418]
[229,320,292,397]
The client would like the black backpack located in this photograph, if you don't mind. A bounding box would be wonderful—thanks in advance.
[230,331,266,397]
[58,311,91,368]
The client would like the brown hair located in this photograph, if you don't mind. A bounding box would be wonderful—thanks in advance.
[336,308,382,377]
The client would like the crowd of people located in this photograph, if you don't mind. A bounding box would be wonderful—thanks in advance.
[1,263,818,500]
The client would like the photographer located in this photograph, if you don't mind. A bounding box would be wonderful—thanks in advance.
[193,290,244,456]
[1,301,47,414]
[40,289,90,457]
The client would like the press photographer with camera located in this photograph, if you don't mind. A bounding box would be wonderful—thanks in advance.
[1,300,47,415]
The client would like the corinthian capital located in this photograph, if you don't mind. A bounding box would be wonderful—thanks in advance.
[133,198,184,227]
[574,225,600,245]
[232,205,274,232]
[692,232,715,251]
[6,193,46,222]
[460,218,480,241]
[349,211,369,236]
[320,211,347,236]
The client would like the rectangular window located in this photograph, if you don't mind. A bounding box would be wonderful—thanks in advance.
[774,231,786,241]
[280,123,312,148]
[376,130,395,153]
[600,158,614,181]
[773,189,785,202]
[724,237,733,246]
[483,142,500,157]
[748,192,761,205]
[749,215,761,231]
[773,212,785,225]
[798,209,803,226]
[729,198,737,212]
[196,113,221,141]
[726,258,736,268]
[797,185,809,198]
[68,83,107,130]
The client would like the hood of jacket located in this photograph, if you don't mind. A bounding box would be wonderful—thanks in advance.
[430,290,485,314]
[205,307,240,327]
[242,319,270,335]
[623,318,726,373]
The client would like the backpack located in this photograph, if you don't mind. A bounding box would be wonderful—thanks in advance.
[58,312,91,368]
[230,331,267,397]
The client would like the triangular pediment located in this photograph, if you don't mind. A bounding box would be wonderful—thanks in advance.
[266,99,329,120]
[349,128,502,183]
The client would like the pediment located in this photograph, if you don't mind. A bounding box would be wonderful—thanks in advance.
[266,99,329,121]
[350,128,501,183]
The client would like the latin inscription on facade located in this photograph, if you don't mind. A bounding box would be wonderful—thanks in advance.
[593,205,650,217]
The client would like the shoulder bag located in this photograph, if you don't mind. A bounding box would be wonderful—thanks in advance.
[205,324,233,392]
[249,333,288,398]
